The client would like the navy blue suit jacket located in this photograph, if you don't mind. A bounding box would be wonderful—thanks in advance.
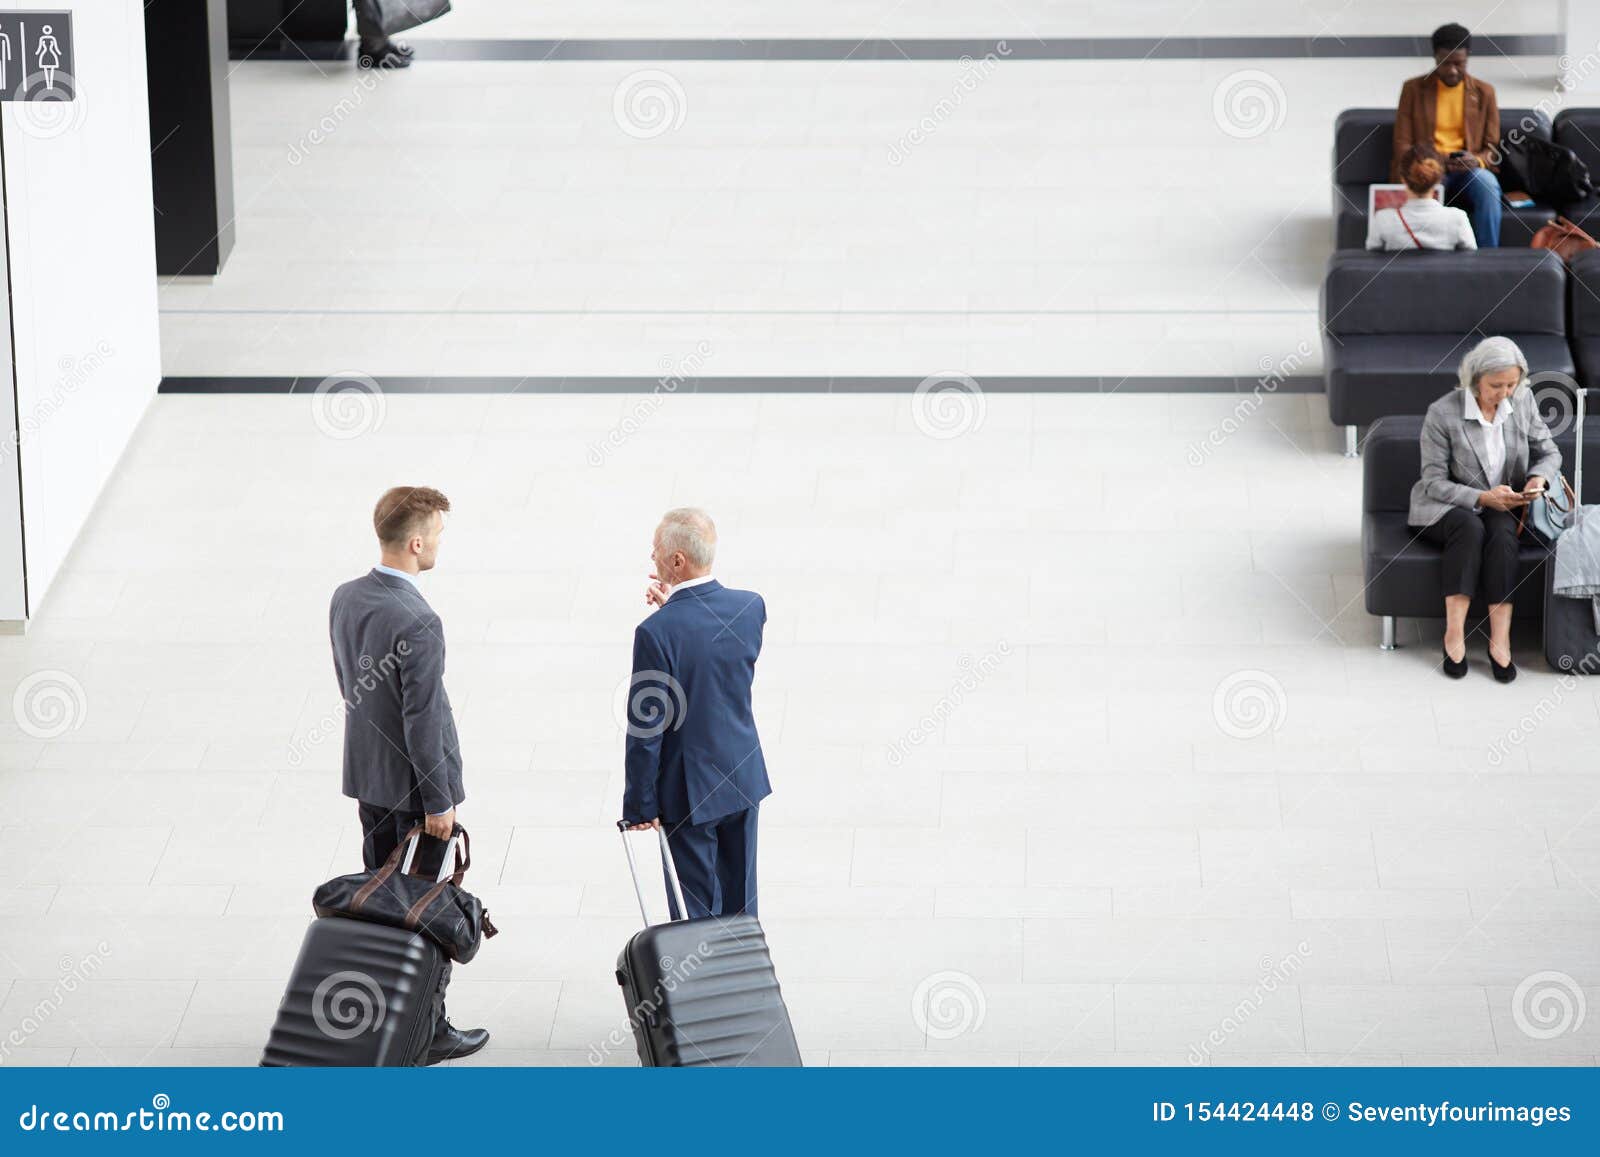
[623,579,771,826]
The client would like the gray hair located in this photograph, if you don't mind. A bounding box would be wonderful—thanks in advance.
[658,507,717,569]
[1457,336,1528,394]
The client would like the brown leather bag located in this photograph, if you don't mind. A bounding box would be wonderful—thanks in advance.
[1531,215,1600,262]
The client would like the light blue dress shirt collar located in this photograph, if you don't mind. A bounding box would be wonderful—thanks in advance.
[374,564,421,588]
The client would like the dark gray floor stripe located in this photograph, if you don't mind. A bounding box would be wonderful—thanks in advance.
[160,375,1323,395]
[230,34,1557,63]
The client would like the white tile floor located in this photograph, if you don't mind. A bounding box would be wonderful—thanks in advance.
[160,49,1571,376]
[1,391,1596,1066]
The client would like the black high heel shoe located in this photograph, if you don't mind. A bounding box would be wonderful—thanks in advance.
[1486,644,1517,683]
[1441,643,1468,679]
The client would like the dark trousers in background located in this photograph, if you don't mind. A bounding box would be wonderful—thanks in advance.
[358,802,451,1032]
[1414,507,1521,604]
[664,806,760,920]
[351,0,385,46]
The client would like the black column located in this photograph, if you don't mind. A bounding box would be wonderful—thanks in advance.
[145,0,235,276]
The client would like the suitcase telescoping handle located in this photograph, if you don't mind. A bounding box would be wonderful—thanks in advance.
[616,820,689,927]
[400,827,465,885]
[1575,387,1586,517]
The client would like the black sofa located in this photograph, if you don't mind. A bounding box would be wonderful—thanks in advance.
[1553,108,1600,233]
[1573,249,1600,391]
[1362,415,1600,647]
[1322,249,1575,452]
[1333,107,1559,250]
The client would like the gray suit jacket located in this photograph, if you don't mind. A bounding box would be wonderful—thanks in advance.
[329,569,464,815]
[1408,385,1562,528]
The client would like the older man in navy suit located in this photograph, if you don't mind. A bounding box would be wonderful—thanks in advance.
[621,508,771,919]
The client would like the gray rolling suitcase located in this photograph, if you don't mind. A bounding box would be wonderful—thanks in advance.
[260,918,443,1067]
[1544,387,1600,672]
[613,823,802,1067]
[261,832,460,1066]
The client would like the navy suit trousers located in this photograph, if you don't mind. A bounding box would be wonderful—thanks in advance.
[664,806,760,920]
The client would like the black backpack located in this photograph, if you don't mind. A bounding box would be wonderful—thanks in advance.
[1498,134,1595,204]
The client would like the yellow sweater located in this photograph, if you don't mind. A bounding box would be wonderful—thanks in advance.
[1433,78,1466,154]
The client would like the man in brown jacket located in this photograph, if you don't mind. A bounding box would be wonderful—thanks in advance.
[1391,23,1502,246]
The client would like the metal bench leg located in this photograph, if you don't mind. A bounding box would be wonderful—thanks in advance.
[1344,426,1358,458]
[1379,615,1397,651]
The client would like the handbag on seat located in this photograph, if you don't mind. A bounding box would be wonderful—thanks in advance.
[1531,216,1600,263]
[1519,473,1578,547]
[313,824,497,963]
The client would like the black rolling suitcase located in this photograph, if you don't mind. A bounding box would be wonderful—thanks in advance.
[261,832,461,1066]
[1545,386,1600,672]
[614,822,802,1067]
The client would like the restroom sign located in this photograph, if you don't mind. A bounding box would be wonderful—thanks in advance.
[0,12,74,101]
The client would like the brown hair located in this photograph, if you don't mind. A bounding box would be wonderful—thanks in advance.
[1400,146,1444,196]
[374,486,450,547]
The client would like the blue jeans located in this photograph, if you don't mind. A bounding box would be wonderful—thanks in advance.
[1443,166,1503,247]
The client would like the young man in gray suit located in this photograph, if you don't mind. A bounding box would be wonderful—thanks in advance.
[329,486,488,1063]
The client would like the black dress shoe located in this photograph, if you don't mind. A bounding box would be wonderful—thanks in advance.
[424,1020,489,1065]
[1441,643,1468,679]
[358,40,413,68]
[1486,645,1517,683]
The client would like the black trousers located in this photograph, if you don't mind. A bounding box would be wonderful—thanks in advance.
[351,1,386,46]
[1414,507,1521,605]
[357,802,451,1032]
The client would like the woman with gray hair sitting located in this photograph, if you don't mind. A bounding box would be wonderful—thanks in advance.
[1407,336,1561,681]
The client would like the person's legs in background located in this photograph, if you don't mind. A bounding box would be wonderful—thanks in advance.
[1479,508,1521,669]
[1414,507,1486,664]
[1443,166,1503,247]
[350,0,414,68]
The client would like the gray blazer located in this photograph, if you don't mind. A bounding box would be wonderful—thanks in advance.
[329,569,464,815]
[1407,385,1562,527]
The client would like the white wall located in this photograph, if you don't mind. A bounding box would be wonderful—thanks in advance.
[0,1,161,620]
